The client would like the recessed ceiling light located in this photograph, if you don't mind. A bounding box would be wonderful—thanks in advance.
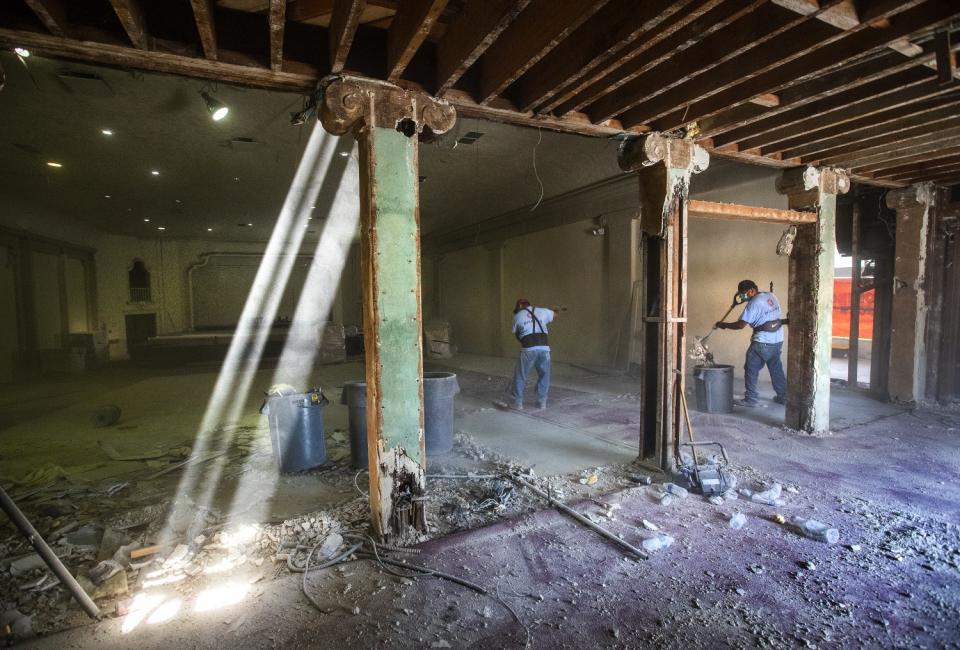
[143,218,150,222]
[339,151,349,157]
[104,195,111,198]
[46,161,62,168]
[151,170,160,176]
[157,226,166,231]
[206,228,213,232]
[101,129,114,136]
[14,48,30,58]
[246,223,253,227]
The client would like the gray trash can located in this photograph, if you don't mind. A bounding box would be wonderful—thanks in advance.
[261,391,328,473]
[341,373,460,465]
[693,365,734,414]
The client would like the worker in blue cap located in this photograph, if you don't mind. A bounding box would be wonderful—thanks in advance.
[714,280,788,407]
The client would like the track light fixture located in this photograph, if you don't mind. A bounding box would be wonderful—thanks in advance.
[201,91,229,121]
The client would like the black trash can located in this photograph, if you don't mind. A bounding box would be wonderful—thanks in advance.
[340,373,460,465]
[341,380,368,470]
[693,364,734,414]
[261,391,328,473]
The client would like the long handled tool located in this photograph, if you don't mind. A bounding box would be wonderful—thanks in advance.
[699,301,738,344]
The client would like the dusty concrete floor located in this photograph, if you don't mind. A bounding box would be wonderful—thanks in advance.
[3,354,960,648]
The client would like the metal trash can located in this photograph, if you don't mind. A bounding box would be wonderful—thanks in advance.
[693,365,734,414]
[261,390,328,473]
[341,373,460,465]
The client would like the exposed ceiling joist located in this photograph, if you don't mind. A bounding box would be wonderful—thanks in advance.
[108,0,149,50]
[435,0,529,94]
[649,0,959,132]
[22,0,68,38]
[858,141,960,173]
[386,0,448,82]
[819,122,960,166]
[477,0,608,105]
[802,111,960,163]
[268,0,286,72]
[329,0,367,74]
[190,0,218,61]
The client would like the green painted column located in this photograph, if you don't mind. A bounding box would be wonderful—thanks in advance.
[319,76,456,540]
[777,167,850,434]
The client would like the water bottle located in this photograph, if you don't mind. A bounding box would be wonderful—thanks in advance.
[750,483,782,505]
[664,483,689,498]
[729,513,747,530]
[787,516,839,544]
[641,534,674,552]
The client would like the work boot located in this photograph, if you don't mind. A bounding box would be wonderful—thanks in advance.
[536,401,547,410]
[773,394,786,405]
[735,398,759,408]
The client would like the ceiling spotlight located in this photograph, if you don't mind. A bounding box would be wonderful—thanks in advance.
[14,48,30,58]
[143,218,150,222]
[247,223,253,227]
[339,151,349,157]
[157,226,166,231]
[46,161,62,168]
[151,170,159,176]
[101,129,114,136]
[201,91,229,121]
[206,228,213,232]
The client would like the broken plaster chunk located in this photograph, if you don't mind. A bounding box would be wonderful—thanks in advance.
[641,519,659,531]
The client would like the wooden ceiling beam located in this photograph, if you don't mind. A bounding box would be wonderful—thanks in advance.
[819,123,960,166]
[880,158,960,181]
[435,0,530,95]
[801,114,960,163]
[329,0,366,73]
[189,0,218,61]
[712,67,935,146]
[511,0,691,113]
[387,0,448,82]
[552,0,764,117]
[588,2,817,124]
[688,199,817,224]
[910,169,960,184]
[699,48,935,138]
[773,93,960,157]
[741,79,955,152]
[648,0,959,133]
[108,0,149,50]
[22,0,68,38]
[856,141,960,173]
[268,0,285,72]
[476,0,608,105]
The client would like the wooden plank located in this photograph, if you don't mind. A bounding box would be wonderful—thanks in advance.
[477,0,608,104]
[700,47,938,138]
[436,0,530,94]
[22,0,68,38]
[189,0,218,61]
[739,79,955,152]
[288,0,334,21]
[511,0,689,113]
[856,142,960,174]
[869,150,960,177]
[387,0,448,82]
[108,0,149,50]
[0,28,316,92]
[818,121,960,166]
[881,158,960,181]
[782,98,960,159]
[552,0,764,116]
[588,2,815,124]
[329,0,366,73]
[688,199,817,224]
[712,67,935,147]
[935,30,956,85]
[269,0,285,72]
[648,0,958,132]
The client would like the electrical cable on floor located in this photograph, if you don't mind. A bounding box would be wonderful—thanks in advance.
[292,532,530,647]
[353,469,367,497]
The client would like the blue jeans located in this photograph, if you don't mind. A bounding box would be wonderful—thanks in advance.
[744,341,786,403]
[511,349,551,406]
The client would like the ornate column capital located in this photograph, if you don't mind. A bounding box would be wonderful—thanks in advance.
[617,133,710,174]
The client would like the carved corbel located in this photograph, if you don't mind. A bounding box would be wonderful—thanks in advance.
[318,75,456,138]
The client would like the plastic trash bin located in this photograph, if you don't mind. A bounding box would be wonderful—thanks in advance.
[340,372,460,465]
[261,391,328,473]
[693,364,734,414]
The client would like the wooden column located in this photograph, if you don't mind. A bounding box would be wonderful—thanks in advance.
[885,183,934,404]
[319,76,456,541]
[776,166,850,434]
[619,134,709,471]
[847,200,861,387]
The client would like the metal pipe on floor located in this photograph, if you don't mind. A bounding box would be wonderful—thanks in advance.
[0,486,101,619]
[510,475,649,560]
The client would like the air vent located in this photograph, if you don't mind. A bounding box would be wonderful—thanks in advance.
[57,71,114,97]
[229,137,260,150]
[456,131,484,145]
